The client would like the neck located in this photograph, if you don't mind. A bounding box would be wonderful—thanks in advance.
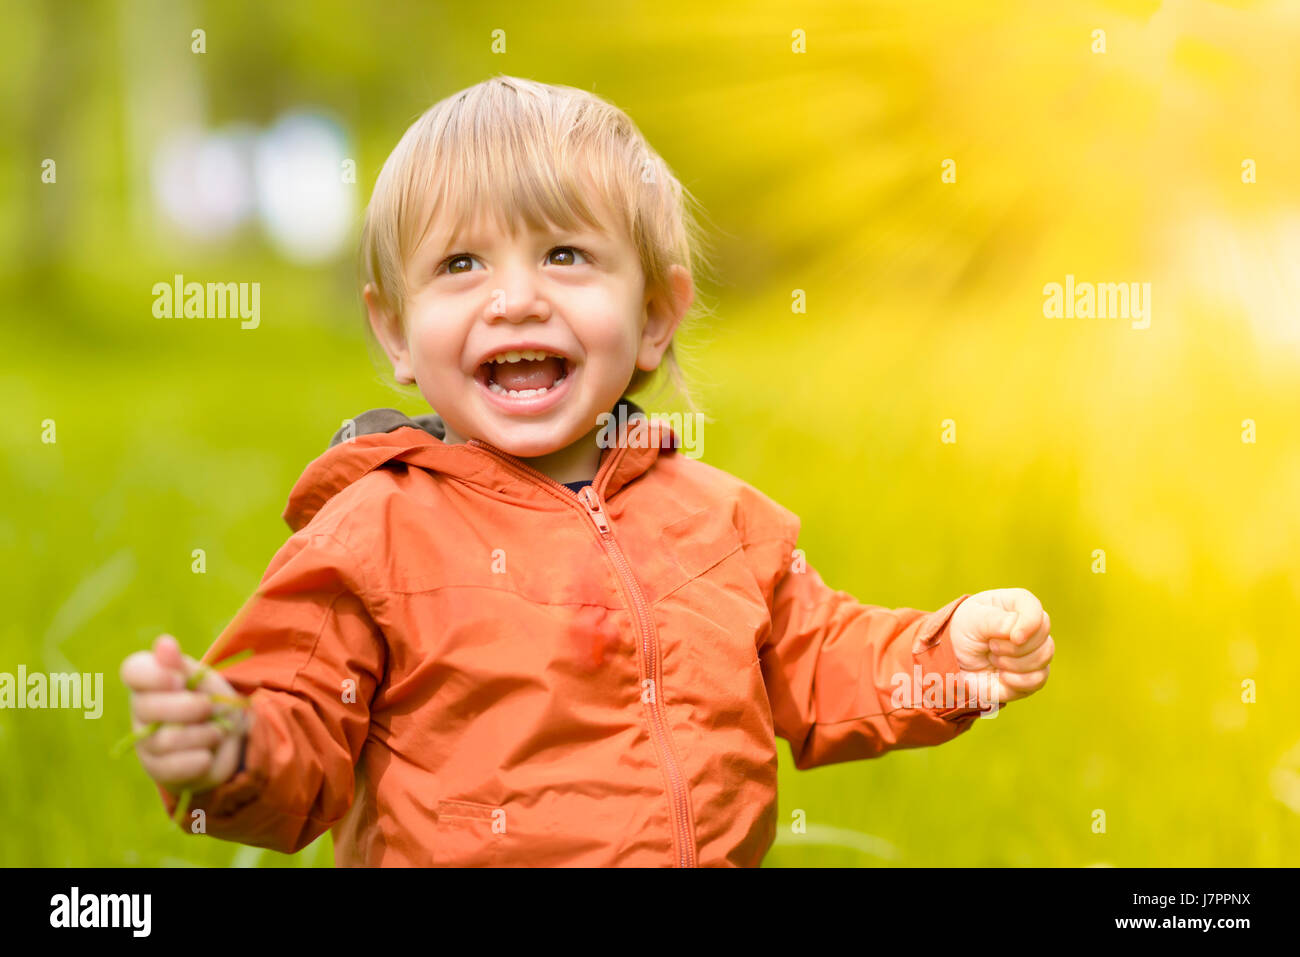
[516,423,604,485]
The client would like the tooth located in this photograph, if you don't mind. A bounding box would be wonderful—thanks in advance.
[487,349,565,364]
[486,380,551,397]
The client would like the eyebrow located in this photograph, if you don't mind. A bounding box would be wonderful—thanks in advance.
[425,224,614,264]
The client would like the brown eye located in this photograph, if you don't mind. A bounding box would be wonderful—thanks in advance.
[548,247,588,266]
[446,255,475,274]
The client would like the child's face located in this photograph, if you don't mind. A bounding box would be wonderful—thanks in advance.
[366,189,690,461]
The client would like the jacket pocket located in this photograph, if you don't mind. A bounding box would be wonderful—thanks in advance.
[658,504,745,588]
[657,503,769,661]
[432,799,506,867]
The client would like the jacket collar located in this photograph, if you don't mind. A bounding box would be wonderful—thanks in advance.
[284,396,678,531]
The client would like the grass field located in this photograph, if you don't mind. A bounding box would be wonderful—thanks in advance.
[2,247,1297,867]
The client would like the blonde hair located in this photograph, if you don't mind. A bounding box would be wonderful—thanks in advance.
[358,74,714,416]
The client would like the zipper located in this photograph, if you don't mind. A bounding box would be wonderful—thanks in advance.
[466,437,698,868]
[578,483,697,869]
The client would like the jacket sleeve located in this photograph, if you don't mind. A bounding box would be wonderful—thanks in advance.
[747,506,991,770]
[155,528,386,854]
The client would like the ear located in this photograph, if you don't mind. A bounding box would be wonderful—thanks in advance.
[364,283,415,384]
[636,265,694,372]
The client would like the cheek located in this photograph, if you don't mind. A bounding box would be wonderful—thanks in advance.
[574,294,643,360]
[408,324,459,376]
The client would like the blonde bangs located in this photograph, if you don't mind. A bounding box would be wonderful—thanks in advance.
[404,105,626,279]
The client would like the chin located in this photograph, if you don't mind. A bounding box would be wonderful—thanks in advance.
[482,423,578,459]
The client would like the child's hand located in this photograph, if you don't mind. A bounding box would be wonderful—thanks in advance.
[118,634,249,795]
[947,588,1054,704]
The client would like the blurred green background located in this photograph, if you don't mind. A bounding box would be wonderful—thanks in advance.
[2,0,1297,867]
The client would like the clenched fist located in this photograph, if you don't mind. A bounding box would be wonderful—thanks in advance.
[947,588,1055,705]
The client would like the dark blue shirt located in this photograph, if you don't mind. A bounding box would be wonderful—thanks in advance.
[563,479,592,494]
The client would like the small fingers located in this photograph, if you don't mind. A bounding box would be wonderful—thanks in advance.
[136,721,226,756]
[152,634,185,672]
[139,748,216,789]
[989,612,1051,657]
[131,690,214,724]
[997,665,1050,699]
[120,651,183,692]
[1010,607,1049,648]
[992,635,1055,673]
[1013,605,1045,642]
[183,659,236,696]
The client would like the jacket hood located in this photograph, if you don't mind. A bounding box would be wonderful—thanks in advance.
[283,396,679,532]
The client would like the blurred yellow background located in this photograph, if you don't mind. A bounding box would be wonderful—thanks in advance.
[2,0,1297,866]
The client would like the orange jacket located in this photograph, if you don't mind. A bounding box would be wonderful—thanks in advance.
[158,398,986,866]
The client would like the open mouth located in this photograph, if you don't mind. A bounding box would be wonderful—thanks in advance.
[473,349,575,398]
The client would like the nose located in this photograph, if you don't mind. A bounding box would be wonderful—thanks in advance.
[484,259,552,324]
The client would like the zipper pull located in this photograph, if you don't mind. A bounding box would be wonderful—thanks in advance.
[578,485,610,533]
